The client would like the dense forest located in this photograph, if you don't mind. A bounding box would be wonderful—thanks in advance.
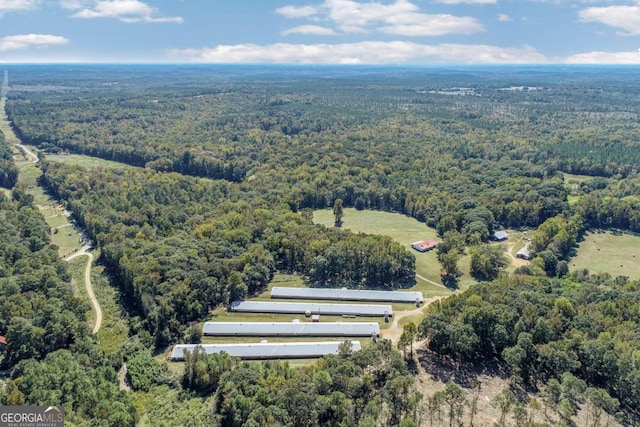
[2,65,640,425]
[39,159,414,344]
[0,132,18,188]
[420,272,639,424]
[0,190,137,425]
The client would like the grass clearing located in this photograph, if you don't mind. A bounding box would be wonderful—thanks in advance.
[572,230,640,279]
[68,257,95,328]
[563,172,596,185]
[47,214,71,228]
[47,153,139,170]
[567,195,581,206]
[91,260,130,355]
[314,208,460,293]
[52,227,84,258]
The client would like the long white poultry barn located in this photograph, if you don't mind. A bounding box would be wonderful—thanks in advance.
[170,341,362,361]
[202,321,380,337]
[270,287,424,304]
[229,301,393,317]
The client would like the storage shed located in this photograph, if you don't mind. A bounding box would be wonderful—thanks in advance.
[516,242,533,260]
[492,231,509,241]
[170,341,362,361]
[411,240,438,252]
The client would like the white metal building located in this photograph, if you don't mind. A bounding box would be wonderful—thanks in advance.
[170,341,362,361]
[230,300,393,317]
[271,287,424,304]
[202,321,380,337]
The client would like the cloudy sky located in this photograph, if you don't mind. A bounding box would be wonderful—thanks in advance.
[1,0,640,64]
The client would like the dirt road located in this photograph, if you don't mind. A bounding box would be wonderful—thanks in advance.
[66,246,102,334]
[415,273,448,290]
[382,296,446,344]
[16,143,38,164]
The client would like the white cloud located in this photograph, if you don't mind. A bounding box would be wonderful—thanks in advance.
[0,0,40,16]
[275,0,484,36]
[281,25,338,36]
[0,34,69,51]
[436,0,497,4]
[168,41,547,64]
[498,13,511,21]
[566,48,640,64]
[381,15,483,35]
[65,0,183,23]
[579,5,640,35]
[275,5,319,18]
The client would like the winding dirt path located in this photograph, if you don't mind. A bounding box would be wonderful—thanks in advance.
[415,273,448,290]
[382,296,446,344]
[16,143,38,164]
[3,73,100,335]
[66,245,102,334]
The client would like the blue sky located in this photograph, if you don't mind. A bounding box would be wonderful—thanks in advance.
[1,0,640,64]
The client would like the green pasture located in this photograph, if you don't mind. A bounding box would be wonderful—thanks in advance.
[567,195,581,206]
[92,262,129,355]
[68,257,95,328]
[571,230,640,279]
[47,153,139,170]
[47,214,71,228]
[563,172,595,185]
[52,226,84,258]
[314,208,463,293]
[564,172,594,202]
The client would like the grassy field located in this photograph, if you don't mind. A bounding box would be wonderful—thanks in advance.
[68,257,95,328]
[47,153,139,170]
[563,172,595,205]
[46,214,71,228]
[92,261,130,355]
[563,172,595,185]
[572,230,640,279]
[314,208,463,292]
[52,227,84,258]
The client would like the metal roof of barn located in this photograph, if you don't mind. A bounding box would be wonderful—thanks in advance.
[170,341,362,361]
[202,321,380,337]
[230,301,393,317]
[270,287,423,303]
[493,231,509,240]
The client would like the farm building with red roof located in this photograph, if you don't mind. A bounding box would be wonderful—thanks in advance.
[411,240,438,252]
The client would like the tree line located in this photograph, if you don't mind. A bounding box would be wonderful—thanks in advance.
[39,160,415,345]
[0,132,18,188]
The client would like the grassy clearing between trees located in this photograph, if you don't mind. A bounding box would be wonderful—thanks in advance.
[314,208,470,292]
[48,153,139,170]
[91,262,129,355]
[572,230,640,279]
[68,257,94,325]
